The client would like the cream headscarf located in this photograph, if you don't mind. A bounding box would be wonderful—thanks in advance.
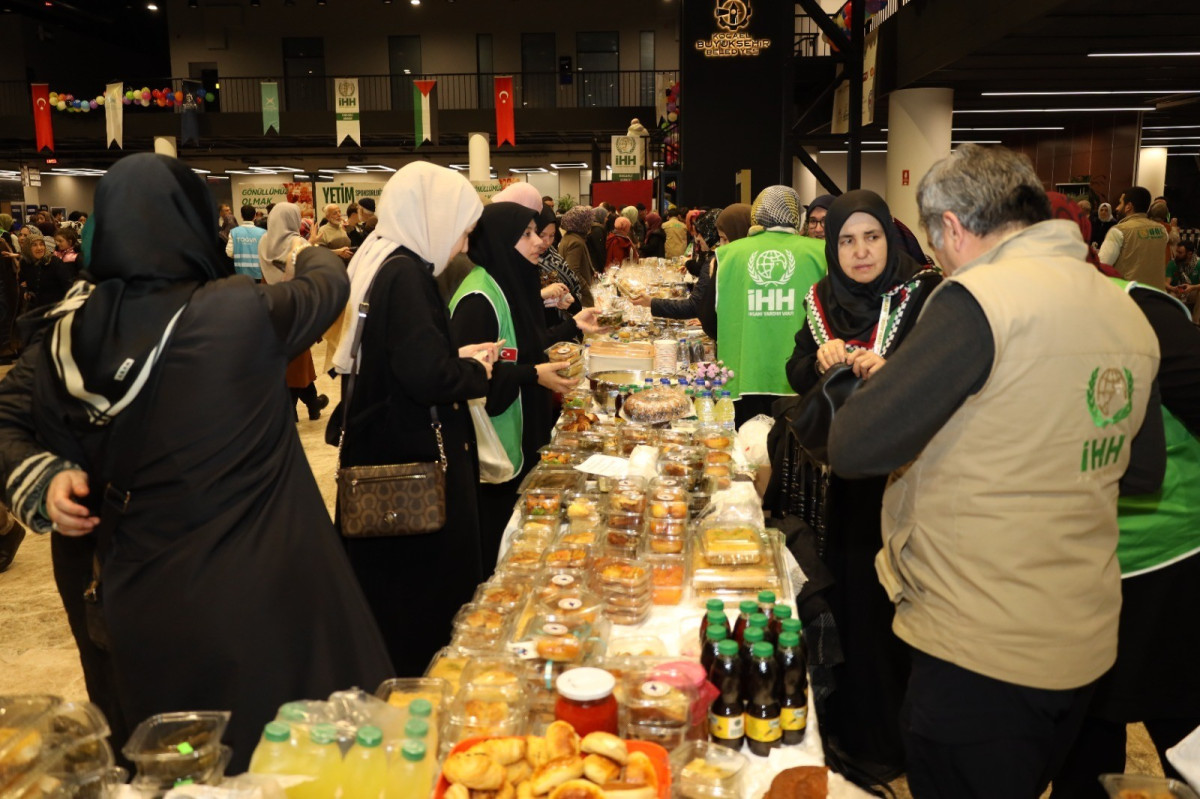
[258,203,304,285]
[332,161,483,373]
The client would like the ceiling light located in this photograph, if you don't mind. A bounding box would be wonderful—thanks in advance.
[448,164,470,171]
[146,1,158,8]
[951,140,1002,144]
[1167,152,1200,156]
[953,107,1153,114]
[1089,51,1200,57]
[191,168,211,174]
[410,0,419,4]
[316,0,325,5]
[1143,125,1200,130]
[952,126,1065,131]
[1141,136,1200,141]
[295,174,310,179]
[509,167,548,174]
[207,176,230,180]
[550,162,589,169]
[982,90,1200,96]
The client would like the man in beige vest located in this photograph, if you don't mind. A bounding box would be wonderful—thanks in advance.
[829,144,1165,799]
[1098,186,1169,287]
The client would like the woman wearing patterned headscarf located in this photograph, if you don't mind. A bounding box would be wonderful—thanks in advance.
[557,205,597,306]
[536,207,584,323]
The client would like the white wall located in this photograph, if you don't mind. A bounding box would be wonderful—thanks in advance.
[795,152,889,203]
[35,176,98,215]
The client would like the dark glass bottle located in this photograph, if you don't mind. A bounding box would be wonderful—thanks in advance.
[748,612,773,647]
[698,599,725,645]
[770,604,792,644]
[758,590,776,620]
[776,631,808,745]
[707,639,744,750]
[740,626,765,697]
[744,641,782,756]
[732,600,757,646]
[780,617,801,638]
[700,624,727,676]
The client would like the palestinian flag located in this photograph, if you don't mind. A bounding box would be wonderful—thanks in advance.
[413,80,438,147]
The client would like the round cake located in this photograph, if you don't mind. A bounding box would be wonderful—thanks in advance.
[623,387,692,424]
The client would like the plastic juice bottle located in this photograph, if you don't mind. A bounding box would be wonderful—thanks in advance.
[707,639,744,750]
[780,617,802,639]
[248,722,299,783]
[745,642,782,756]
[698,599,727,645]
[758,590,777,620]
[695,390,715,424]
[748,612,771,646]
[403,718,429,742]
[292,723,343,799]
[407,698,437,755]
[777,631,809,745]
[732,600,758,646]
[700,624,728,676]
[343,725,388,799]
[678,338,690,370]
[714,390,736,431]
[683,389,697,419]
[387,739,433,799]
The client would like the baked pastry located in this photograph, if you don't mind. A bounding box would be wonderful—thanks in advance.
[526,735,550,768]
[506,760,533,784]
[623,387,691,424]
[443,785,470,799]
[530,756,586,794]
[582,754,623,784]
[623,751,658,789]
[764,765,829,799]
[545,720,582,759]
[443,751,506,791]
[479,584,525,606]
[580,732,628,765]
[536,634,583,662]
[548,779,606,799]
[473,736,527,766]
[463,699,510,727]
[599,783,657,799]
[517,783,535,799]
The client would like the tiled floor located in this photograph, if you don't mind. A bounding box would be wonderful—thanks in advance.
[0,343,1168,794]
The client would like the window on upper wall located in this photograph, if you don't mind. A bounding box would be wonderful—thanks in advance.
[640,30,655,107]
[577,31,619,108]
[282,37,326,112]
[521,32,557,109]
[477,34,494,109]
[388,35,422,112]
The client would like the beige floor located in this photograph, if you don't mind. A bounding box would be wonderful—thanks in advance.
[0,343,1169,794]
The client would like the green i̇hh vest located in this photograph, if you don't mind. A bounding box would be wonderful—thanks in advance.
[713,231,826,399]
[1111,277,1200,577]
[449,266,524,475]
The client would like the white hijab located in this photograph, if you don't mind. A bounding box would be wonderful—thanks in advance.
[259,203,304,284]
[332,162,483,373]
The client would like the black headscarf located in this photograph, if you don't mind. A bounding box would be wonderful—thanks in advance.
[468,202,545,365]
[816,189,922,343]
[50,153,231,426]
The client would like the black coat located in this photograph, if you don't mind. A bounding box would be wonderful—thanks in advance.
[21,255,75,312]
[642,230,666,259]
[587,223,607,278]
[339,247,490,676]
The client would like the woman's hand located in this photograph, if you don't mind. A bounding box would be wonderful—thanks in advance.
[459,341,501,364]
[536,361,578,394]
[541,283,568,302]
[573,307,610,334]
[816,339,848,374]
[555,292,575,310]
[847,349,886,380]
[334,247,353,261]
[46,469,98,536]
[630,295,652,308]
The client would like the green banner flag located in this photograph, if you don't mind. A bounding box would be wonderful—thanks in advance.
[261,82,280,135]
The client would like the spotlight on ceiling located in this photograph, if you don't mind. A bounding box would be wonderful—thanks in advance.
[146,1,158,9]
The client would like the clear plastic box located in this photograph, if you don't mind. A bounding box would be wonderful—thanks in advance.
[691,530,785,603]
[649,553,686,605]
[699,523,766,566]
[622,677,696,750]
[458,657,526,704]
[375,676,451,712]
[474,577,530,611]
[543,544,591,572]
[1098,773,1200,798]
[523,487,565,518]
[450,602,516,652]
[670,740,749,799]
[424,647,473,694]
[556,527,600,548]
[122,711,230,788]
[519,467,586,494]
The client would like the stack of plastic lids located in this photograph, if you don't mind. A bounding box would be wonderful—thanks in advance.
[0,694,124,798]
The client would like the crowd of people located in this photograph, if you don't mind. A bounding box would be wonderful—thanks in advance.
[0,145,1194,798]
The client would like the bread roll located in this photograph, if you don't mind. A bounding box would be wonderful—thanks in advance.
[517,783,535,799]
[545,720,581,760]
[764,765,828,799]
[526,735,550,768]
[443,785,470,799]
[530,756,586,794]
[477,736,527,766]
[506,760,532,785]
[622,752,658,790]
[548,780,606,799]
[582,754,622,785]
[599,784,656,799]
[443,751,506,791]
[580,732,628,765]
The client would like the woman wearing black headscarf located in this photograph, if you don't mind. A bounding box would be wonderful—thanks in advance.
[450,203,604,568]
[0,154,392,769]
[784,190,940,783]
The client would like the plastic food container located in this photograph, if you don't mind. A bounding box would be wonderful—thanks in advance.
[459,657,526,704]
[122,711,230,788]
[538,444,581,468]
[607,509,646,531]
[543,544,591,571]
[519,467,586,494]
[564,492,603,521]
[607,636,669,657]
[609,487,648,515]
[696,428,734,452]
[474,578,530,611]
[527,619,592,663]
[593,556,651,592]
[425,647,472,694]
[699,523,766,566]
[556,527,599,548]
[603,529,645,560]
[622,678,696,750]
[376,676,452,713]
[536,588,604,625]
[647,534,686,556]
[691,530,785,603]
[670,740,749,799]
[533,572,586,603]
[1098,774,1200,798]
[515,516,559,546]
[659,429,694,447]
[444,690,528,745]
[500,547,545,576]
[523,488,564,518]
[451,603,515,651]
[649,554,686,604]
[619,424,658,455]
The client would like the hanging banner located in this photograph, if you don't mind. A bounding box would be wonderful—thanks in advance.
[231,175,314,218]
[261,82,280,135]
[317,177,386,213]
[413,79,438,147]
[611,135,642,182]
[494,76,515,147]
[179,79,203,145]
[31,84,54,153]
[105,82,123,149]
[831,30,879,134]
[335,78,361,147]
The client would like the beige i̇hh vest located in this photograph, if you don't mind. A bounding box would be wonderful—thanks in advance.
[1113,213,1169,289]
[876,220,1160,690]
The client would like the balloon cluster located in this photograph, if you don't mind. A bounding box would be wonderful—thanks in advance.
[660,81,680,167]
[49,86,217,111]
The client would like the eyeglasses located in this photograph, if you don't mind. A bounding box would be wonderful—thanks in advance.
[809,218,826,228]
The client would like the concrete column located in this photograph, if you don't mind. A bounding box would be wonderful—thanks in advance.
[886,88,953,232]
[468,133,491,183]
[1136,147,1167,200]
[153,136,177,158]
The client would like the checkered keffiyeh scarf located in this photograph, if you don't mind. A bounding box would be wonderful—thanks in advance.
[752,185,803,231]
[695,207,723,249]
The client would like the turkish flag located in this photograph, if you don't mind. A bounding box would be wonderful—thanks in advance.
[494,76,515,147]
[31,84,53,153]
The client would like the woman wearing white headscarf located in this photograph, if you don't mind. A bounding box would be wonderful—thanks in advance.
[330,162,498,674]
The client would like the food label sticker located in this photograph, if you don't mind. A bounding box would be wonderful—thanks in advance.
[558,598,583,611]
[551,574,575,587]
[745,715,782,742]
[506,640,538,660]
[544,623,569,635]
[709,712,744,739]
[641,680,671,698]
[781,706,808,731]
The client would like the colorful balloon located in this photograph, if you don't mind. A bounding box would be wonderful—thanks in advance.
[142,90,151,100]
[56,101,66,111]
[205,92,215,102]
[89,100,97,109]
[174,91,183,102]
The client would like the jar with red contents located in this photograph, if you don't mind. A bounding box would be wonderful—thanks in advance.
[555,668,619,736]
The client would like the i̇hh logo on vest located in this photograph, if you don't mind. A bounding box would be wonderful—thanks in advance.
[746,249,796,317]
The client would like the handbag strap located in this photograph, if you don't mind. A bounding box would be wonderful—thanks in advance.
[337,272,447,473]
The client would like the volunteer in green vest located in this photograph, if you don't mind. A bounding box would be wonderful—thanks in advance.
[829,144,1164,798]
[450,201,605,569]
[714,185,826,426]
[1052,275,1200,797]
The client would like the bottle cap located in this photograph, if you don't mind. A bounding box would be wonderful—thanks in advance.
[751,642,775,659]
[706,624,727,642]
[404,718,429,739]
[277,702,307,723]
[774,605,793,620]
[744,627,765,644]
[263,722,290,743]
[401,740,427,763]
[706,599,725,613]
[722,390,731,398]
[706,610,728,626]
[739,600,758,615]
[556,667,616,702]
[717,639,740,656]
[781,618,802,634]
[748,613,768,629]
[310,723,338,745]
[758,590,776,605]
[356,725,383,748]
[778,632,800,648]
[408,698,433,718]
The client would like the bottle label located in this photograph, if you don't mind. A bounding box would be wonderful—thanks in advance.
[745,714,782,743]
[781,706,808,732]
[708,712,744,740]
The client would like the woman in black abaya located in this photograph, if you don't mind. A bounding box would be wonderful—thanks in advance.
[0,154,392,770]
[785,190,941,783]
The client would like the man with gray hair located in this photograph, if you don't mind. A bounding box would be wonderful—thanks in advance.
[828,144,1165,797]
